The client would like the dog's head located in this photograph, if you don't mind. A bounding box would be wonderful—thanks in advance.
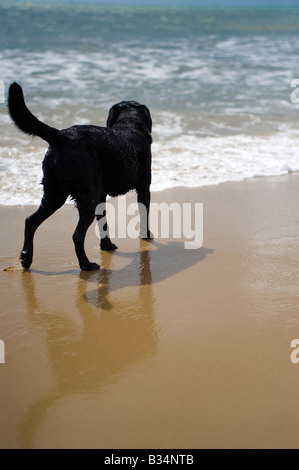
[107,101,152,134]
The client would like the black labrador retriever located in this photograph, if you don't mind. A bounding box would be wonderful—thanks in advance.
[8,82,152,270]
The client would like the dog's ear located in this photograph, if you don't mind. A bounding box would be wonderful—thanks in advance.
[140,106,152,133]
[107,104,121,128]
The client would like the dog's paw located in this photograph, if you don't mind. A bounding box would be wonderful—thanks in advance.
[80,262,100,271]
[100,239,118,251]
[19,250,32,269]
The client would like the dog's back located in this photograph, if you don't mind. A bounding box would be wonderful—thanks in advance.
[42,124,151,198]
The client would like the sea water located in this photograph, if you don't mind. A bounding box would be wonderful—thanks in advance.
[0,1,299,204]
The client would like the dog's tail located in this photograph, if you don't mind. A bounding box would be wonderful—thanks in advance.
[8,82,63,147]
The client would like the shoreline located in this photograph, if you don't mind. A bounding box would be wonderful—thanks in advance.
[1,171,299,209]
[1,173,299,449]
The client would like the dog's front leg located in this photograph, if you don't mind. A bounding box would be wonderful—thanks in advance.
[137,187,153,239]
[96,194,118,251]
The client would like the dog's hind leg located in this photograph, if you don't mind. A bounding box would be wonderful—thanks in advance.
[96,194,118,251]
[20,192,67,269]
[73,200,100,271]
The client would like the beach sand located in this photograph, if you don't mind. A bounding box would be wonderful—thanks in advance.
[1,174,299,449]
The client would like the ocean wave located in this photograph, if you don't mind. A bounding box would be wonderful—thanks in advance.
[151,130,299,191]
[1,27,297,113]
[1,130,298,205]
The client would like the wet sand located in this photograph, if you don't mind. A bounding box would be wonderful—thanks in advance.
[1,174,299,449]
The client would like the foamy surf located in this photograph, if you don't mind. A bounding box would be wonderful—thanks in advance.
[1,128,298,205]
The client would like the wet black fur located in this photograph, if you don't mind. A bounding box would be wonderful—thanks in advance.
[8,82,152,271]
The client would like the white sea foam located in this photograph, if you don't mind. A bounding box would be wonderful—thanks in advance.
[1,129,298,205]
[0,145,44,205]
[150,130,299,192]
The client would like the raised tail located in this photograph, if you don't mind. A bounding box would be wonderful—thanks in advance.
[8,82,63,147]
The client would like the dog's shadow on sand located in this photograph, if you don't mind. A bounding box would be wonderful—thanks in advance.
[80,240,213,310]
[18,241,213,448]
[31,240,213,310]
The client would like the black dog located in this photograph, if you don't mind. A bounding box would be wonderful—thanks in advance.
[8,82,152,270]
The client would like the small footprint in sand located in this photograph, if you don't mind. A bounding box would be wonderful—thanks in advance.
[3,266,23,272]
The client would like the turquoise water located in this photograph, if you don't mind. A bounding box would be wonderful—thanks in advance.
[1,2,299,203]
